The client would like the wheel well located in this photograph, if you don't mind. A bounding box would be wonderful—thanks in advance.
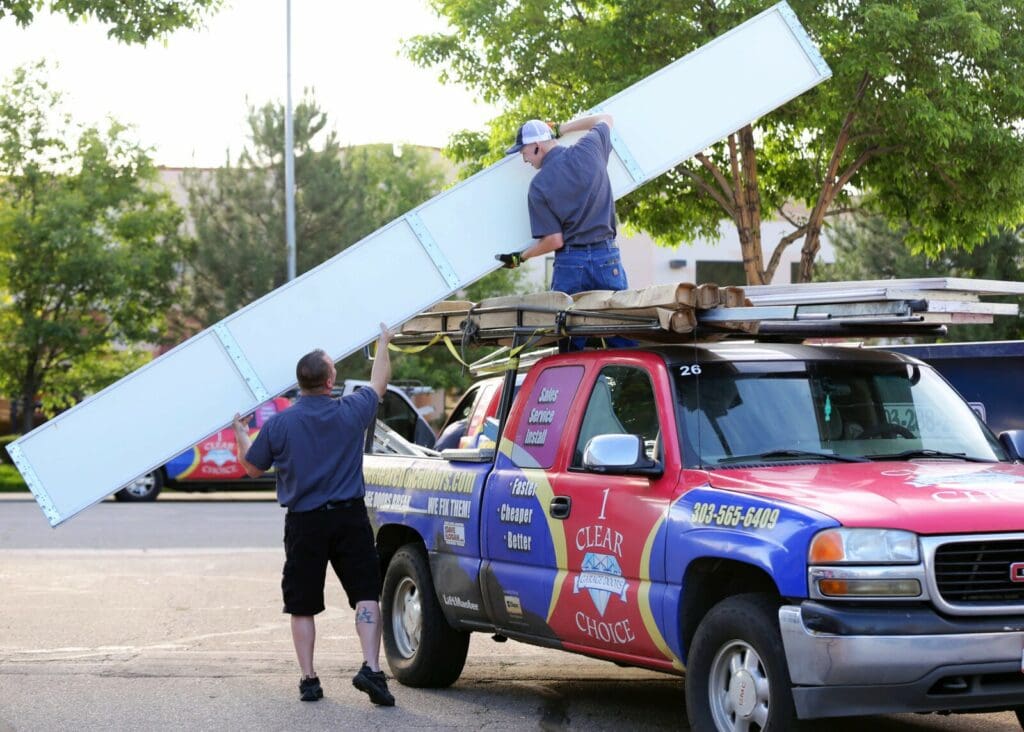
[679,558,780,655]
[375,524,425,576]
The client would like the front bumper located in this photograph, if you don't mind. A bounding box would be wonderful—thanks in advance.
[779,602,1024,719]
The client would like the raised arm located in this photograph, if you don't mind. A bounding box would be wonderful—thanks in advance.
[232,414,266,478]
[369,322,394,398]
[556,113,613,136]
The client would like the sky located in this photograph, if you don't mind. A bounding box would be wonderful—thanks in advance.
[0,0,500,168]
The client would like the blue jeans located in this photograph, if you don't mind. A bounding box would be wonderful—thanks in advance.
[551,240,628,293]
[551,240,636,350]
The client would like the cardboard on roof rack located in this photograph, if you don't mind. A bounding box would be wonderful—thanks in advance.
[394,278,1023,348]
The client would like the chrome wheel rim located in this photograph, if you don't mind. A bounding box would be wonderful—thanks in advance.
[708,639,770,731]
[123,472,156,498]
[391,576,422,658]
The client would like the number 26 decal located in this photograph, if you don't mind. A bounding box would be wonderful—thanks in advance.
[679,364,702,376]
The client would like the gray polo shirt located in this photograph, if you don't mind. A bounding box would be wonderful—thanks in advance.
[527,122,617,246]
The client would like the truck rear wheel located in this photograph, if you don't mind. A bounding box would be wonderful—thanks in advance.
[685,593,798,732]
[381,545,469,687]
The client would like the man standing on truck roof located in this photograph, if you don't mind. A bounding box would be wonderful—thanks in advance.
[231,323,396,707]
[497,114,634,349]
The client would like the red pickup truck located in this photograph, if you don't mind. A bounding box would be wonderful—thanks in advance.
[363,339,1024,730]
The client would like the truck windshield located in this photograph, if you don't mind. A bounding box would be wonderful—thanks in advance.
[672,359,1007,467]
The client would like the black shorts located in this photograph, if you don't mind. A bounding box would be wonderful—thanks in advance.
[281,500,382,615]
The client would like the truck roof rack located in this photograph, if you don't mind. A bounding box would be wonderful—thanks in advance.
[468,346,559,377]
[393,279,1023,349]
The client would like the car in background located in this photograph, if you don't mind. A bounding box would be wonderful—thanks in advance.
[115,381,435,502]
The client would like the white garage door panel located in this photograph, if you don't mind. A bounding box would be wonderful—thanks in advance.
[9,1,830,526]
[228,221,451,391]
[606,155,635,198]
[9,333,254,525]
[416,159,538,281]
[606,10,827,183]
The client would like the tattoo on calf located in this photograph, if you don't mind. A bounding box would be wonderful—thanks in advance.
[356,607,375,624]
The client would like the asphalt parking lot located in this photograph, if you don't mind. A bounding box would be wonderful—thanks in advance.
[0,494,1019,731]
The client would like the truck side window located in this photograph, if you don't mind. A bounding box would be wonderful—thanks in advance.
[449,386,480,424]
[573,366,658,468]
[379,390,418,442]
[511,365,585,468]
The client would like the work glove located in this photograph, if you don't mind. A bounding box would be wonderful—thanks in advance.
[495,252,523,269]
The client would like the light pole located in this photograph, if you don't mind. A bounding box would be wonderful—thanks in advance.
[284,0,297,282]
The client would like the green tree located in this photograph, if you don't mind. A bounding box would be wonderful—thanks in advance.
[0,63,188,432]
[408,0,1024,284]
[0,0,222,43]
[182,95,447,326]
[816,216,1024,341]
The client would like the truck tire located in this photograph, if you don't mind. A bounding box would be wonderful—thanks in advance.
[1014,707,1022,729]
[685,593,799,732]
[114,470,163,502]
[381,545,469,687]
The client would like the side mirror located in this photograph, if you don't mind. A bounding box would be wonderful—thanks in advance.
[582,434,663,477]
[998,430,1024,461]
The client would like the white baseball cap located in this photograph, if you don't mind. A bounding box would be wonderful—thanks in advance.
[506,120,553,154]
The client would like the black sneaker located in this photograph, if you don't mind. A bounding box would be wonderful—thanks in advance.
[299,675,323,702]
[352,663,395,706]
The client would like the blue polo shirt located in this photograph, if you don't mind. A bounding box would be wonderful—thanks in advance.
[527,122,617,246]
[245,388,378,511]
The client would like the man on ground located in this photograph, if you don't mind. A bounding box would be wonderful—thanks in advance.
[232,323,396,706]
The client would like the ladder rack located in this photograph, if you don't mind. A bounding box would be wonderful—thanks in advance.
[393,278,1023,350]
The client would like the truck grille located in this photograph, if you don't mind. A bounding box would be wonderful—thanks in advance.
[933,539,1024,604]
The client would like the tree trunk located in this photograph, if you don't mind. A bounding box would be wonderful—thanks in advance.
[797,227,824,282]
[797,72,871,282]
[18,356,41,435]
[692,127,766,285]
[733,126,766,286]
[19,385,38,434]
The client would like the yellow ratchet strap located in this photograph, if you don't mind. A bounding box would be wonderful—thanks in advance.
[374,333,442,355]
[441,335,468,366]
[374,333,471,367]
[470,328,550,375]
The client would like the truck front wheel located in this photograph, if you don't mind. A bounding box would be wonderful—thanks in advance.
[381,545,469,687]
[685,593,798,732]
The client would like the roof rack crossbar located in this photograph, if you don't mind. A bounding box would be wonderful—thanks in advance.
[393,279,1019,349]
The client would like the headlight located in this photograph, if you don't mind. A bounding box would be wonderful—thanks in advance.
[809,528,919,564]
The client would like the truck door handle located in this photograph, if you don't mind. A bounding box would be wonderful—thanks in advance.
[549,496,572,520]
